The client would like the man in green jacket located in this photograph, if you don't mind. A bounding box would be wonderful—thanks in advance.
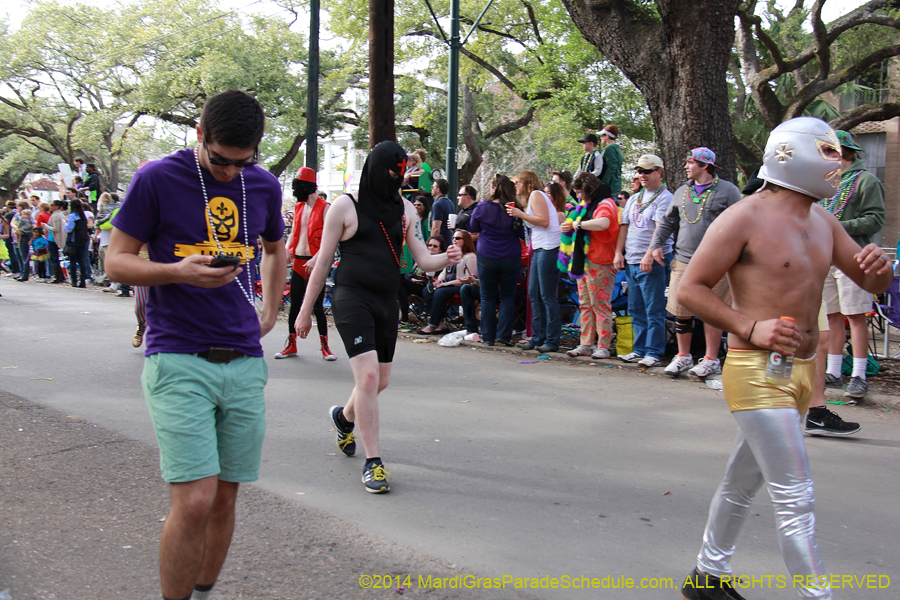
[822,130,885,402]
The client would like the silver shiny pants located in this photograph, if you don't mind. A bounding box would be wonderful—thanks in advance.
[697,408,832,599]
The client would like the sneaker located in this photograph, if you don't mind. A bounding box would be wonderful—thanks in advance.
[824,372,843,389]
[320,335,337,361]
[665,354,694,377]
[591,347,610,359]
[536,344,558,353]
[638,355,661,368]
[274,334,298,359]
[566,344,593,357]
[618,351,642,363]
[844,376,868,403]
[496,339,515,347]
[329,405,356,457]
[689,356,721,378]
[362,461,392,494]
[132,324,145,348]
[680,568,748,600]
[517,340,536,350]
[805,407,861,436]
[115,290,131,297]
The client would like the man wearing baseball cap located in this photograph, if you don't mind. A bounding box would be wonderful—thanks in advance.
[276,166,337,361]
[821,130,885,401]
[614,154,674,367]
[647,147,741,378]
[574,132,603,178]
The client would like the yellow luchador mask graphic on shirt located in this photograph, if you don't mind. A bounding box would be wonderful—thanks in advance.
[173,195,255,263]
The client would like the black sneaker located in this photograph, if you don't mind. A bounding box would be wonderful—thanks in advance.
[824,372,843,389]
[844,376,868,404]
[362,460,391,493]
[329,405,356,457]
[681,569,748,600]
[806,407,860,436]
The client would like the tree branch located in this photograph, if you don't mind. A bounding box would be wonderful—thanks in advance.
[830,102,900,131]
[521,1,544,45]
[484,105,537,139]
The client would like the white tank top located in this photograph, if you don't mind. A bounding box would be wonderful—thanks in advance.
[526,191,561,250]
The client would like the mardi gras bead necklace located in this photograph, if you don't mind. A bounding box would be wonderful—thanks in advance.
[379,215,408,269]
[681,176,719,225]
[820,171,862,219]
[633,185,667,227]
[194,147,255,308]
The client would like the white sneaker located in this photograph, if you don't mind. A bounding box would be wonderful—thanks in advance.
[591,347,610,359]
[618,351,642,363]
[665,354,694,377]
[689,356,721,378]
[566,345,593,357]
[464,332,481,342]
[638,355,661,368]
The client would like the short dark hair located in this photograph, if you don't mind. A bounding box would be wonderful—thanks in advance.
[317,191,327,201]
[841,148,858,162]
[618,191,630,200]
[53,200,68,209]
[461,185,476,199]
[74,158,84,164]
[552,170,573,189]
[434,178,450,196]
[200,90,266,148]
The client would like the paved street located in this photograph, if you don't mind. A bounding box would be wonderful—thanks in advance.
[1,281,899,599]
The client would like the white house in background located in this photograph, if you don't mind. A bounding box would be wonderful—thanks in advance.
[24,176,60,203]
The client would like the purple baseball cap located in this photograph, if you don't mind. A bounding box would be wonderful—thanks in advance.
[689,147,717,166]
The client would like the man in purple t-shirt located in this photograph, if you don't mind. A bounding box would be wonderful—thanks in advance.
[106,90,286,600]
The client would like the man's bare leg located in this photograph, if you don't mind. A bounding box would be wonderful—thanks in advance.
[160,476,229,599]
[195,481,240,587]
[676,331,691,356]
[809,330,828,410]
[704,324,723,361]
[343,351,392,459]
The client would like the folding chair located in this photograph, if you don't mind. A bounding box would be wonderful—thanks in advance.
[870,275,900,359]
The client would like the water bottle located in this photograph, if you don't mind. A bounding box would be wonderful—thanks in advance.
[765,316,795,383]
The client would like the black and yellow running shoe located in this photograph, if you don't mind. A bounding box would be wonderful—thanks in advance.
[329,405,356,457]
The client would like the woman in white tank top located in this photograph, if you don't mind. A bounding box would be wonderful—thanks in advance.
[507,171,565,352]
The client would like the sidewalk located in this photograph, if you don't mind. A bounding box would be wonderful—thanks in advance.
[404,332,900,413]
[0,390,532,600]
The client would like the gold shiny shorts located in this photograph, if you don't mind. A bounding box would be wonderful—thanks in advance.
[722,349,815,414]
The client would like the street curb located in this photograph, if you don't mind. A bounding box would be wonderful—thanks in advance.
[401,332,899,413]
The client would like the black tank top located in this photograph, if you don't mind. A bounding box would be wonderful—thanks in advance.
[335,195,403,297]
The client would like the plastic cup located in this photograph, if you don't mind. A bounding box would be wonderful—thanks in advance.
[506,202,515,210]
[448,214,458,229]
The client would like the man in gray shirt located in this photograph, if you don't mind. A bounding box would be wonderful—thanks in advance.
[647,147,741,378]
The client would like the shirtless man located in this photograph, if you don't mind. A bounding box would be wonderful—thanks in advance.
[295,141,461,493]
[276,167,336,361]
[676,117,892,599]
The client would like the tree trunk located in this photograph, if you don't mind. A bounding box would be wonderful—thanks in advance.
[368,0,396,147]
[563,0,741,186]
[458,84,483,186]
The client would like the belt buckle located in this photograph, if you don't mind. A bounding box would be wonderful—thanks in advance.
[206,348,234,363]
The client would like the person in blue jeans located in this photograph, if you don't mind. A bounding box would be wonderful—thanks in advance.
[508,172,566,352]
[64,199,92,287]
[614,154,674,367]
[467,175,523,346]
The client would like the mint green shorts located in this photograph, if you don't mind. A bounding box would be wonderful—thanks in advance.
[141,353,268,483]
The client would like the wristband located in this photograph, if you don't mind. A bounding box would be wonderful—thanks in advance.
[747,320,757,343]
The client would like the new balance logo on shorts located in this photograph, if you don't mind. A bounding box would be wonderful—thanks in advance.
[354,336,363,345]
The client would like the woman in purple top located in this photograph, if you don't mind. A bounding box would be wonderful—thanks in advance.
[467,174,523,346]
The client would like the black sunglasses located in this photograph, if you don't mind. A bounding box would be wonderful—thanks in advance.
[205,144,258,168]
[636,168,658,175]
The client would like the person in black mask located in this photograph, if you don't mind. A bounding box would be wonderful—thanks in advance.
[295,141,461,493]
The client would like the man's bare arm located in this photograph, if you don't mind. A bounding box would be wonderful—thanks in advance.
[407,201,461,270]
[105,228,242,288]
[828,209,893,295]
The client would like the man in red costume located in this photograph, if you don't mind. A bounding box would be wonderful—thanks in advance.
[276,167,337,361]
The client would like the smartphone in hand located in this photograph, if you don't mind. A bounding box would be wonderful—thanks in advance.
[208,254,241,268]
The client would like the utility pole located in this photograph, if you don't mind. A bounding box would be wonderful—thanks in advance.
[305,0,320,169]
[423,0,494,205]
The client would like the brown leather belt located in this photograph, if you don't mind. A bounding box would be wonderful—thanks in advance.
[194,348,246,363]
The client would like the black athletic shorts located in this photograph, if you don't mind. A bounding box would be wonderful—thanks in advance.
[332,286,399,363]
